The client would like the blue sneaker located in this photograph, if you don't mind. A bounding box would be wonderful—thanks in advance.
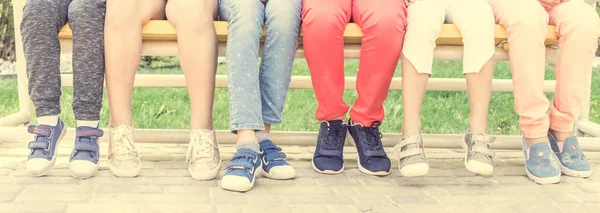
[548,133,592,178]
[312,120,347,174]
[221,148,262,192]
[521,138,561,184]
[348,120,391,176]
[26,118,67,176]
[259,140,295,180]
[69,126,103,179]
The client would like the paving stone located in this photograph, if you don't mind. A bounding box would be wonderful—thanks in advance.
[95,185,163,194]
[139,169,190,177]
[139,194,210,204]
[575,182,600,194]
[389,194,438,205]
[283,195,354,205]
[82,177,151,186]
[21,184,92,193]
[143,204,215,213]
[0,192,19,203]
[402,204,514,213]
[256,178,296,186]
[356,177,396,186]
[580,204,600,213]
[152,177,217,186]
[445,185,493,196]
[290,204,330,213]
[326,205,358,213]
[331,186,358,196]
[357,204,404,213]
[351,195,393,205]
[90,194,139,204]
[14,192,90,204]
[217,204,242,213]
[0,169,11,176]
[294,178,317,186]
[66,204,141,213]
[162,185,209,194]
[262,186,334,196]
[545,192,599,203]
[394,177,461,186]
[212,194,248,205]
[355,186,423,195]
[244,195,284,204]
[14,204,66,213]
[244,205,292,213]
[15,177,80,185]
[0,203,16,213]
[420,186,451,197]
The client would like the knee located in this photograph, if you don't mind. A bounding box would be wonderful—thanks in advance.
[301,1,349,33]
[104,1,146,31]
[166,0,216,30]
[359,7,407,37]
[560,8,600,39]
[265,1,302,36]
[505,5,549,37]
[21,0,61,32]
[68,0,106,26]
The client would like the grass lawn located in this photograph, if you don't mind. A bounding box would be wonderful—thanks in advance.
[1,60,599,135]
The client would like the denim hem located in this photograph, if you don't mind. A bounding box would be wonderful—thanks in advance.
[230,123,265,133]
[262,118,282,125]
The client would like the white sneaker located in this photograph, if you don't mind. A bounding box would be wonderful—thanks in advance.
[108,125,141,177]
[187,129,221,180]
[463,133,495,176]
[394,135,429,177]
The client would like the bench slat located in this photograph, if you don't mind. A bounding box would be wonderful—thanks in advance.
[58,21,559,46]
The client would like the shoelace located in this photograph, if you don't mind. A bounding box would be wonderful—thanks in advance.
[187,131,216,163]
[363,121,383,150]
[112,126,136,158]
[323,124,346,149]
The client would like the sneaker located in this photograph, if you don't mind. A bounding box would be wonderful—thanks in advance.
[548,133,592,178]
[348,120,390,176]
[187,129,221,180]
[259,140,295,180]
[462,133,495,176]
[394,135,429,177]
[221,148,262,192]
[26,119,67,176]
[312,120,347,174]
[108,125,141,177]
[69,126,103,179]
[521,138,561,184]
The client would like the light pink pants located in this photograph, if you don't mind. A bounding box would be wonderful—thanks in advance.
[488,0,600,138]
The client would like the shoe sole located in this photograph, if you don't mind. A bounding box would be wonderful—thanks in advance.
[461,139,493,176]
[69,162,99,179]
[399,162,429,177]
[189,161,221,181]
[526,169,561,185]
[348,135,390,176]
[559,164,592,178]
[28,124,67,177]
[263,166,296,180]
[221,164,262,192]
[311,159,344,175]
[109,161,141,178]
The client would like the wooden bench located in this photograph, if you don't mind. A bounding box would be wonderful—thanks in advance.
[2,0,600,151]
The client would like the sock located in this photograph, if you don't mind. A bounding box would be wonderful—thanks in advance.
[236,141,260,153]
[38,116,59,126]
[77,120,99,128]
[256,132,270,142]
[557,142,565,153]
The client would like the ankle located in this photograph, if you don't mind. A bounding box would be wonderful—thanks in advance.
[549,129,573,142]
[526,137,549,147]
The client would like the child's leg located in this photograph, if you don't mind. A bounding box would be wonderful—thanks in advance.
[447,0,496,176]
[488,0,561,184]
[256,0,302,180]
[66,0,107,179]
[105,0,166,127]
[545,1,598,178]
[165,0,220,181]
[104,0,166,178]
[548,1,599,141]
[400,0,446,137]
[301,0,351,175]
[396,0,444,177]
[447,0,495,133]
[21,0,70,125]
[21,0,70,177]
[166,0,217,131]
[219,0,266,192]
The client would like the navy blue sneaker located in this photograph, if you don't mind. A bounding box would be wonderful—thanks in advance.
[26,118,67,176]
[221,148,262,192]
[69,126,103,179]
[259,140,295,180]
[312,120,347,174]
[348,120,391,176]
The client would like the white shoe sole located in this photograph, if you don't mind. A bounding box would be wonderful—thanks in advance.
[109,161,141,178]
[311,159,344,175]
[69,161,99,179]
[263,165,296,180]
[399,163,429,177]
[221,166,262,192]
[348,135,390,176]
[526,169,561,185]
[461,139,494,176]
[27,125,67,177]
[189,161,221,181]
[560,164,592,178]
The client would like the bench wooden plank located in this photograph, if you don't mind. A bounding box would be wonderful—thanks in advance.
[58,20,559,46]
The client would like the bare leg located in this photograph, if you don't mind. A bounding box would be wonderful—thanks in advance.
[465,57,494,133]
[401,55,429,136]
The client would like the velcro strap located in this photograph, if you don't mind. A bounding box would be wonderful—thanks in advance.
[471,146,493,157]
[28,141,49,150]
[259,141,279,151]
[398,149,424,159]
[74,142,99,152]
[76,129,104,138]
[225,160,255,170]
[231,149,258,160]
[264,152,287,161]
[396,138,420,149]
[28,125,51,137]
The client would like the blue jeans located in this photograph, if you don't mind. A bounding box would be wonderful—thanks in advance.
[219,0,302,132]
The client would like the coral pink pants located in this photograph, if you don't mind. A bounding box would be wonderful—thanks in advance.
[488,0,599,138]
[301,0,407,126]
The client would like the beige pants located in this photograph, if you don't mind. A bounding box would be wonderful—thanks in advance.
[402,0,495,75]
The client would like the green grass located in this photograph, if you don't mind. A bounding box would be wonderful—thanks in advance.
[1,60,599,135]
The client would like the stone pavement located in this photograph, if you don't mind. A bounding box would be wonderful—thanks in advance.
[1,141,599,213]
